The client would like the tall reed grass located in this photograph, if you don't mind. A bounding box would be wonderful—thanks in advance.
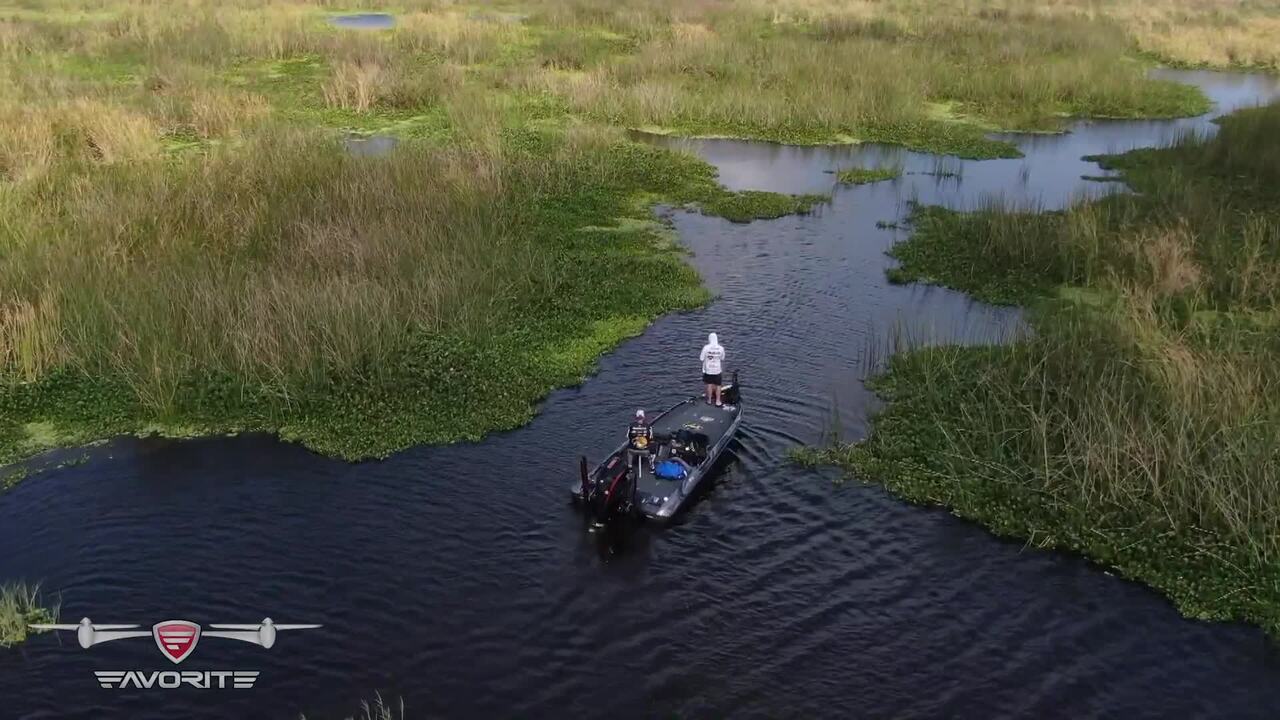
[1,125,594,400]
[0,582,58,647]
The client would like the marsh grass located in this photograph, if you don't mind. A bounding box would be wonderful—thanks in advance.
[0,0,1253,166]
[0,0,1273,470]
[837,164,901,185]
[0,582,58,647]
[755,0,1280,70]
[818,103,1280,636]
[352,695,403,720]
[0,123,822,462]
[893,107,1280,308]
[515,0,1220,153]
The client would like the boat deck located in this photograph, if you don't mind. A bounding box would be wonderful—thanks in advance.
[629,397,740,499]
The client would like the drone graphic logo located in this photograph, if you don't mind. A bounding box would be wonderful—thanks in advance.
[155,620,201,663]
[30,617,322,690]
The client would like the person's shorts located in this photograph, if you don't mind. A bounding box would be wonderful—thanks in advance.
[702,372,722,385]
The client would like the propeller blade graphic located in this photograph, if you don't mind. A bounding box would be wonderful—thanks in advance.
[203,630,262,644]
[28,623,143,630]
[207,623,322,630]
[92,631,151,643]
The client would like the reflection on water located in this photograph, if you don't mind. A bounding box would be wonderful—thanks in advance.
[330,13,395,30]
[3,70,1280,720]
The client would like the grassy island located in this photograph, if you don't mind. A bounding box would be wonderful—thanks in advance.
[800,103,1280,637]
[837,165,902,185]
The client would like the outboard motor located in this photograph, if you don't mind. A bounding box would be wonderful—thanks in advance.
[588,463,634,527]
[583,450,632,525]
[723,370,741,405]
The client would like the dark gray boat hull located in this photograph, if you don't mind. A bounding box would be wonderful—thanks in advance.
[570,385,742,521]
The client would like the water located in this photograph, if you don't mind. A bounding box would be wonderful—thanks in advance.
[3,70,1280,720]
[342,133,398,158]
[641,68,1280,207]
[330,13,395,30]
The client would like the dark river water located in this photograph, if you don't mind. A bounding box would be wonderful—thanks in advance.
[3,70,1280,720]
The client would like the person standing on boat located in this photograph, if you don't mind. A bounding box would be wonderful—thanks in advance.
[627,409,654,474]
[700,332,726,406]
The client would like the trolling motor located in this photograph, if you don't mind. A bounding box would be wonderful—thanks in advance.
[723,370,741,405]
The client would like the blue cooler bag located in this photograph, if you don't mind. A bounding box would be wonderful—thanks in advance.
[654,460,687,481]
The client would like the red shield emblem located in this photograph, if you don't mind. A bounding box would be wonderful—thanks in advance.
[152,621,201,664]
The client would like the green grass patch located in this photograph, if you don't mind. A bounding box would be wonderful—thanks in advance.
[837,164,902,185]
[884,205,1055,305]
[0,582,58,648]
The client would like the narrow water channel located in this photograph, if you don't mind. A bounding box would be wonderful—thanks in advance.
[2,70,1279,719]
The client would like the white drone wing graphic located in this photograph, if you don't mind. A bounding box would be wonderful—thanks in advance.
[204,618,322,649]
[28,618,150,648]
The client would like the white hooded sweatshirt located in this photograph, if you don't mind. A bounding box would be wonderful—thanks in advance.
[700,333,725,375]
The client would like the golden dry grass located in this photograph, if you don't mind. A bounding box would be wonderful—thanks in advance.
[1095,0,1280,69]
[754,0,1280,69]
[0,98,159,180]
[0,0,1269,186]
